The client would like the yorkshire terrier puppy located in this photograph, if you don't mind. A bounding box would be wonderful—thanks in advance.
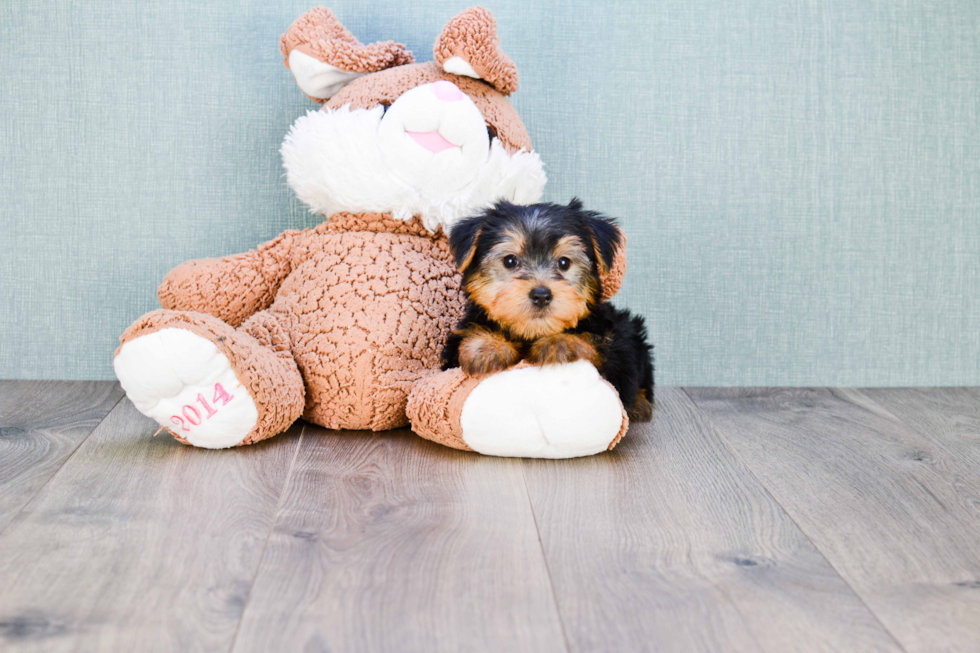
[442,199,655,421]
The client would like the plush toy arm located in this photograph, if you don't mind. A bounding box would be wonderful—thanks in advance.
[408,362,629,458]
[157,229,311,328]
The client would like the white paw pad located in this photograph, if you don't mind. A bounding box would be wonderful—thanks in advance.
[113,328,258,449]
[459,360,624,459]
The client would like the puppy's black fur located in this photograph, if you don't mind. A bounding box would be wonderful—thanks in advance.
[442,199,655,420]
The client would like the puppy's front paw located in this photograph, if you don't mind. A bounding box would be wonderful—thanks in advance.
[458,328,521,377]
[527,333,597,367]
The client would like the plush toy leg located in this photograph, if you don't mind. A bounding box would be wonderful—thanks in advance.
[407,361,629,459]
[113,309,305,448]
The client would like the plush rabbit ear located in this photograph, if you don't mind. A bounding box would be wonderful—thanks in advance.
[280,7,414,102]
[434,7,519,95]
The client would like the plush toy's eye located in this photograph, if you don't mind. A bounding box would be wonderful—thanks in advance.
[557,257,571,271]
[502,255,519,269]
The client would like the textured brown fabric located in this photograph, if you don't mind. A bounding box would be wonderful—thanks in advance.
[280,6,414,103]
[406,367,480,451]
[158,228,316,328]
[600,230,628,302]
[433,6,519,95]
[327,61,532,154]
[117,309,306,446]
[324,212,447,239]
[604,376,631,450]
[157,213,465,433]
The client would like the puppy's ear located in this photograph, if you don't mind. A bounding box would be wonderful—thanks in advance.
[449,216,484,274]
[577,200,621,276]
[573,198,627,301]
[434,7,519,95]
[598,232,627,302]
[281,7,414,102]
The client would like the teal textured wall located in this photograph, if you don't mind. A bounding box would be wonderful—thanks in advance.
[1,0,978,385]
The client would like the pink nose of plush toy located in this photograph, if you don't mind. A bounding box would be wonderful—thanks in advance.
[433,80,464,102]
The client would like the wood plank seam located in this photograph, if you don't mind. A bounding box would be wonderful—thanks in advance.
[0,388,126,541]
[226,422,307,653]
[519,462,573,653]
[523,387,905,652]
[0,398,308,650]
[681,387,911,653]
[847,388,979,470]
[230,426,569,651]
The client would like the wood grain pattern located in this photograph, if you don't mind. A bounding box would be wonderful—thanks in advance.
[522,387,901,653]
[232,425,566,653]
[688,387,980,653]
[4,382,980,651]
[0,399,303,652]
[0,380,123,534]
[856,387,980,469]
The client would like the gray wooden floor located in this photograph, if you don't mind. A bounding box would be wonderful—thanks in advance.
[1,382,978,652]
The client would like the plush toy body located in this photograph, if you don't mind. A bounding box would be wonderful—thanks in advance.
[114,6,635,457]
[117,214,459,447]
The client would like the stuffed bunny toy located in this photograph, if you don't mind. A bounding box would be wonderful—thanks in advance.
[114,6,630,458]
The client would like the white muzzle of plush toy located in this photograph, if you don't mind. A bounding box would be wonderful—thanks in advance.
[378,81,491,197]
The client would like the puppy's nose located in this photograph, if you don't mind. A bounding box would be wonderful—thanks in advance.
[433,80,464,102]
[529,286,553,307]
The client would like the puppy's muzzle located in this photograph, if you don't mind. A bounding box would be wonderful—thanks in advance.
[529,286,553,307]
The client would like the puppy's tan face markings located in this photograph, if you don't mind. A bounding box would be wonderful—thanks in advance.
[467,229,596,339]
[553,235,598,301]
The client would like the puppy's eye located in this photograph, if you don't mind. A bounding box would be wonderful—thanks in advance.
[502,255,519,269]
[557,257,571,271]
